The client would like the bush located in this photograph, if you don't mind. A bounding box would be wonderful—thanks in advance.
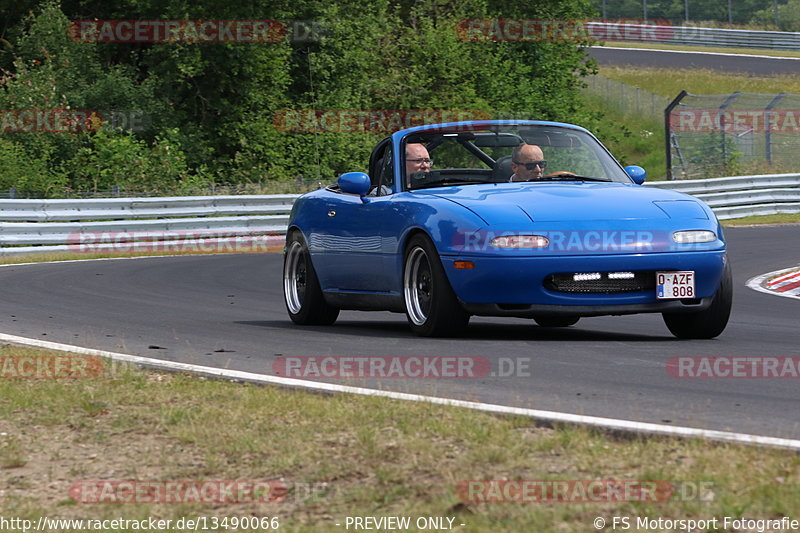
[66,128,190,193]
[1,0,600,196]
[0,138,65,195]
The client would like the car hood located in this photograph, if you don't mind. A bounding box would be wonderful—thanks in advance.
[422,182,708,225]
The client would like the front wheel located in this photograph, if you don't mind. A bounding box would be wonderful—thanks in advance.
[403,235,469,337]
[283,231,339,325]
[662,262,732,339]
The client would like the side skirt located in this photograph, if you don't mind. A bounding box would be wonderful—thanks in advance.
[323,290,406,313]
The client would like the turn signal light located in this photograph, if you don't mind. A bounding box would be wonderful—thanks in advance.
[673,230,716,243]
[490,235,550,248]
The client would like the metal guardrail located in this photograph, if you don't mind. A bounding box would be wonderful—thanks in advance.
[647,173,800,219]
[0,195,299,255]
[2,216,290,245]
[587,22,800,51]
[0,175,797,255]
[0,195,299,222]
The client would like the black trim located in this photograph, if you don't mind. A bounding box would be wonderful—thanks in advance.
[460,298,712,318]
[369,137,392,189]
[322,289,711,318]
[544,271,656,294]
[323,291,406,313]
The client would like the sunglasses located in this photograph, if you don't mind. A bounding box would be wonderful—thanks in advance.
[513,160,547,170]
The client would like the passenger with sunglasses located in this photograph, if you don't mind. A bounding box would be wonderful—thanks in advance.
[509,143,547,182]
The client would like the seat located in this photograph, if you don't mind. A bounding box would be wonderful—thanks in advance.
[491,155,513,182]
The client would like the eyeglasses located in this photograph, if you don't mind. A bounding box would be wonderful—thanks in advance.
[407,158,433,165]
[513,160,547,170]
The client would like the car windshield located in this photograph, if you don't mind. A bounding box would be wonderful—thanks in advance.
[402,124,632,190]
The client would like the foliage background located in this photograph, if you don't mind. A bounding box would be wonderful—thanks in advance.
[591,0,789,27]
[0,0,607,196]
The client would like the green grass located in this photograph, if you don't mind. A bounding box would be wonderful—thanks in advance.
[582,92,666,178]
[600,40,800,58]
[722,213,800,226]
[584,65,800,178]
[598,66,800,98]
[1,345,800,532]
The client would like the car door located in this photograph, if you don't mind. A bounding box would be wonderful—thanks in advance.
[310,143,398,292]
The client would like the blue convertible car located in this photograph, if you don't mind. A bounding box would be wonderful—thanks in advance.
[283,120,731,338]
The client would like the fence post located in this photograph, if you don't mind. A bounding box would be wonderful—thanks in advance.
[664,90,688,180]
[765,93,786,164]
[718,92,741,169]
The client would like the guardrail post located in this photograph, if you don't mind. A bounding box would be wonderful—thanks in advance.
[665,90,688,180]
[9,187,16,199]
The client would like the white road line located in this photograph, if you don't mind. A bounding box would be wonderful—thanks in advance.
[2,331,800,451]
[594,45,800,61]
[747,266,800,300]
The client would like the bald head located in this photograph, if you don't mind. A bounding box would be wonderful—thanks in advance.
[510,144,545,181]
[405,143,431,186]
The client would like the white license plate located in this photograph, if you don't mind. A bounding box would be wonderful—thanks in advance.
[656,271,695,299]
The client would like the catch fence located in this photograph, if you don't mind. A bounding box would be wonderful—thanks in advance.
[666,91,800,179]
[583,75,668,123]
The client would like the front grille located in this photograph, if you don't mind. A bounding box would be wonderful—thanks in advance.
[545,271,655,294]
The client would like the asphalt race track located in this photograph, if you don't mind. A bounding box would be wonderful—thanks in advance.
[1,225,799,440]
[589,46,800,75]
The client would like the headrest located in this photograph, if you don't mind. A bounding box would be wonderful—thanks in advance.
[491,155,513,182]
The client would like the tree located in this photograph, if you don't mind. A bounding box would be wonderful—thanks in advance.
[1,0,602,195]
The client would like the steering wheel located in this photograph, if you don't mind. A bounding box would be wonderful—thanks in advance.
[545,171,576,177]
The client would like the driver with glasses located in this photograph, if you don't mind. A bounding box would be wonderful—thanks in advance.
[405,143,433,187]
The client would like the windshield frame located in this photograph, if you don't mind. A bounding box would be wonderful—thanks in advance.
[396,122,633,191]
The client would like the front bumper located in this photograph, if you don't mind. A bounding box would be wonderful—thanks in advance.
[443,250,726,316]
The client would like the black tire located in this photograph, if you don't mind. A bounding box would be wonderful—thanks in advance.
[403,234,469,337]
[534,315,580,327]
[663,261,732,339]
[283,231,339,325]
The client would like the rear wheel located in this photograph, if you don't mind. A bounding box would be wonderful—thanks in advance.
[403,235,469,337]
[663,262,732,339]
[534,316,580,327]
[283,231,339,325]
